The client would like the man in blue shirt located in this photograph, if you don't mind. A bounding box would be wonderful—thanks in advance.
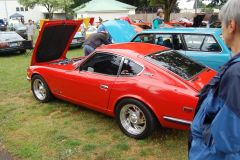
[189,0,240,159]
[83,31,111,56]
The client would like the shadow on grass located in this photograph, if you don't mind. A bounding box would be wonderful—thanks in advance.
[39,98,188,142]
[0,51,26,57]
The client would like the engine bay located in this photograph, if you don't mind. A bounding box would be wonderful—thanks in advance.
[50,57,84,65]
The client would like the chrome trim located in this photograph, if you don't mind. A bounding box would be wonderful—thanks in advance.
[163,116,192,125]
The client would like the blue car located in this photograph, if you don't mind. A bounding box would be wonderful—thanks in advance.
[103,20,231,71]
[131,28,231,71]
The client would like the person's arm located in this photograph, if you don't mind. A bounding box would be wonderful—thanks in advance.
[211,67,240,153]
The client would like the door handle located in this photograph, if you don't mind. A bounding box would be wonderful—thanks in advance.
[100,84,109,90]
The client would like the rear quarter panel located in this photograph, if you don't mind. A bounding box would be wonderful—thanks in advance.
[108,63,198,130]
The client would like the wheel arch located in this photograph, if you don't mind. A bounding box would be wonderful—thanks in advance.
[31,72,53,94]
[113,96,160,124]
[31,73,41,79]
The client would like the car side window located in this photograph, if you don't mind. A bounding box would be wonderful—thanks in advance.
[155,34,183,50]
[80,52,122,76]
[201,36,221,52]
[184,34,221,52]
[184,34,205,51]
[132,34,154,43]
[120,59,143,76]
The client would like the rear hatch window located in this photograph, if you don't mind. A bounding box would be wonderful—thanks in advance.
[145,50,206,80]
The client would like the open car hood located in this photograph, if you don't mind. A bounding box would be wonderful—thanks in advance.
[31,20,82,65]
[103,20,136,43]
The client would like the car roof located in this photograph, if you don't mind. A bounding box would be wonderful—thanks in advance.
[140,27,222,35]
[96,42,169,57]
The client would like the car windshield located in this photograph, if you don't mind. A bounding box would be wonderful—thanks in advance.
[0,19,4,24]
[145,50,206,80]
[0,32,24,42]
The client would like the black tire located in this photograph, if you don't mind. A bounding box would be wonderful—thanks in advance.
[31,75,52,103]
[115,98,156,139]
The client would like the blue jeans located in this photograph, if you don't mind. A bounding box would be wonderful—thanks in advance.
[83,45,94,56]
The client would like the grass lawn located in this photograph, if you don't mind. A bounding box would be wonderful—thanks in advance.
[0,46,188,160]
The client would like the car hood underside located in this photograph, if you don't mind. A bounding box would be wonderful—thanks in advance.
[31,20,82,65]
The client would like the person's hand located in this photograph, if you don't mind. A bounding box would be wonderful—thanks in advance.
[73,60,82,69]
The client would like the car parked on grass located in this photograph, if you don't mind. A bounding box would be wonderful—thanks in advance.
[0,19,7,31]
[27,20,216,139]
[70,32,85,48]
[9,23,27,39]
[131,28,231,71]
[0,31,28,54]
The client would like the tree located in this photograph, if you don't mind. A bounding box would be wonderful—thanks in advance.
[70,0,91,9]
[194,0,206,8]
[59,0,74,19]
[18,0,73,19]
[187,0,227,11]
[148,0,178,22]
[120,0,179,22]
[207,0,227,8]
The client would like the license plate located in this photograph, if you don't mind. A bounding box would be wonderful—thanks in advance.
[9,42,18,47]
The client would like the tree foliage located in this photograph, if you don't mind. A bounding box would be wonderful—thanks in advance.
[70,0,91,9]
[118,0,178,22]
[208,0,227,7]
[194,0,206,8]
[18,0,74,19]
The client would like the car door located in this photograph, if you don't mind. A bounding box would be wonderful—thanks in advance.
[182,34,228,71]
[63,52,123,110]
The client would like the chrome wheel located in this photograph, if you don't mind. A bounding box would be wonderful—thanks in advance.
[120,104,146,135]
[33,79,47,101]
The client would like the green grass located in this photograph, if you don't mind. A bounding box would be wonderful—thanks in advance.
[0,43,188,159]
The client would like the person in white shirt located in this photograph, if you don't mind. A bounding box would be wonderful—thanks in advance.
[26,19,36,43]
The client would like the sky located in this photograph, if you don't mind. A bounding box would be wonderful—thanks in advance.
[178,0,212,9]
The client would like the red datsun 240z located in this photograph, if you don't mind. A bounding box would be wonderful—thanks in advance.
[27,20,216,139]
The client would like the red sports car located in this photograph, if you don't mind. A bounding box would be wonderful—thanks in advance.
[27,20,216,139]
